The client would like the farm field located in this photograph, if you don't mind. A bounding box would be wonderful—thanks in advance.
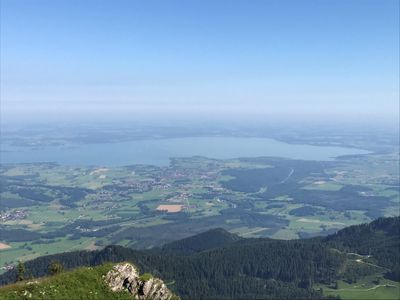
[321,276,400,300]
[0,152,399,271]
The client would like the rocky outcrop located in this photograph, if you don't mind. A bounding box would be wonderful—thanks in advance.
[104,263,177,300]
[139,277,173,300]
[104,263,140,292]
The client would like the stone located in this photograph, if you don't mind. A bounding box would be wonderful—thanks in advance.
[139,278,172,300]
[104,263,177,300]
[103,263,139,292]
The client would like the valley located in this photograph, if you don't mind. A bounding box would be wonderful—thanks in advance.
[0,217,399,299]
[1,152,398,271]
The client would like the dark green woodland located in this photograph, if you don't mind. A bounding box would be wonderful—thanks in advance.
[0,217,398,299]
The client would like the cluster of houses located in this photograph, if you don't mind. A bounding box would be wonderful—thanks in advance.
[0,209,28,222]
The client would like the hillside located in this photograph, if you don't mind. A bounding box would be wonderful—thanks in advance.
[324,216,400,281]
[0,262,178,300]
[0,217,399,299]
[152,227,243,256]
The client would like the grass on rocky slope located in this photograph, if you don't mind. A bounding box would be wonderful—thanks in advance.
[0,263,135,300]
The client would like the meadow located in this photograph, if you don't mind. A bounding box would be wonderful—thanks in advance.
[1,152,399,271]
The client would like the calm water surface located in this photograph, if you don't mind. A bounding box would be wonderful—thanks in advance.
[1,137,369,166]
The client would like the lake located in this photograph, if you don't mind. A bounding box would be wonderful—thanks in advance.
[0,137,370,166]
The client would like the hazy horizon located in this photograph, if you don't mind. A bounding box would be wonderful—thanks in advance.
[1,0,399,126]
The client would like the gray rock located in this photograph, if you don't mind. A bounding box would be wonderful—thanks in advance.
[139,277,173,300]
[104,263,177,300]
[103,263,139,292]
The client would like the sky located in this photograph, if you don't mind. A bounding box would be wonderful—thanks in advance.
[1,0,399,124]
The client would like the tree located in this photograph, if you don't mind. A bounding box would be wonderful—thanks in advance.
[373,277,380,285]
[333,281,339,290]
[299,276,312,289]
[16,261,25,282]
[48,260,64,276]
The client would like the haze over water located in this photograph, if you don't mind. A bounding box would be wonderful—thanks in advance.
[1,137,370,166]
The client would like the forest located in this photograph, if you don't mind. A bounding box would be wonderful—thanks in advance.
[0,217,398,299]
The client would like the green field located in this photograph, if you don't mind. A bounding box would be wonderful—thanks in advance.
[1,153,399,271]
[321,276,400,300]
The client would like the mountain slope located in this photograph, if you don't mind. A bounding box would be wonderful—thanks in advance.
[151,228,242,256]
[0,217,398,299]
[0,263,178,300]
[324,216,400,281]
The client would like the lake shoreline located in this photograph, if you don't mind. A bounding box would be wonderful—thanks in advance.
[0,136,371,167]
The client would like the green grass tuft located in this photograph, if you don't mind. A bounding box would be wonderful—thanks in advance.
[139,273,153,282]
[0,263,134,299]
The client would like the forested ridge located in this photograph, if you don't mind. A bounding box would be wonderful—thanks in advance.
[324,216,400,281]
[0,217,398,299]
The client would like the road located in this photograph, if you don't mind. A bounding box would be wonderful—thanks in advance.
[280,168,294,183]
[335,284,397,292]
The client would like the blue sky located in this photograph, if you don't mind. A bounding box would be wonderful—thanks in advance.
[1,0,399,123]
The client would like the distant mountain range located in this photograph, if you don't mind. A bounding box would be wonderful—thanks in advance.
[0,217,399,299]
